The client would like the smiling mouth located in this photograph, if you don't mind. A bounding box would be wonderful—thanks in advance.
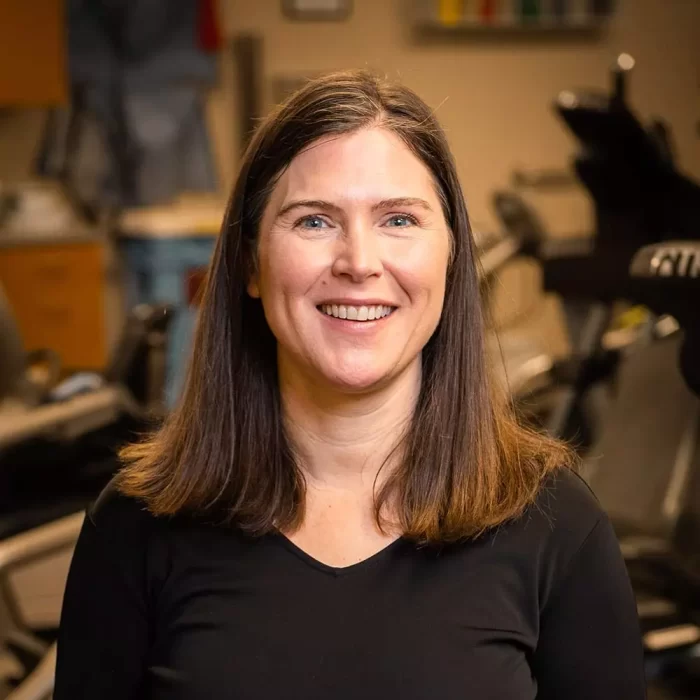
[316,304,396,322]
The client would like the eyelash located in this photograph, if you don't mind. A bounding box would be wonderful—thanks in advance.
[293,213,420,229]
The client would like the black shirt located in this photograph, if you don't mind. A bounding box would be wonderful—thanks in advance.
[55,468,646,699]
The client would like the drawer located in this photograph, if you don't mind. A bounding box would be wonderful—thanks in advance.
[0,242,106,370]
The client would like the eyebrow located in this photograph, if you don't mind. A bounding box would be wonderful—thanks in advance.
[276,197,434,219]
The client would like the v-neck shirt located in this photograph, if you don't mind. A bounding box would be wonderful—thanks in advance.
[55,468,646,699]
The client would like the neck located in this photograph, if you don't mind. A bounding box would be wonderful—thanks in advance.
[279,357,421,492]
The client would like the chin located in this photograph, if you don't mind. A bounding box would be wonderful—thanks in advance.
[320,363,394,394]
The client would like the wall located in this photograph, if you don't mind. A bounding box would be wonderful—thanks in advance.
[211,0,700,234]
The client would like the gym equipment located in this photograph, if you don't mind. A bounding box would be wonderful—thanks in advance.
[0,291,174,696]
[0,287,172,451]
[537,54,700,696]
[0,292,173,535]
[629,242,699,397]
[490,191,614,448]
[493,52,700,447]
[491,53,700,695]
[543,52,699,305]
[0,514,83,698]
[475,205,561,402]
[618,242,700,697]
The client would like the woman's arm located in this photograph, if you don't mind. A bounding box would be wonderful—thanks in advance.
[532,515,647,699]
[54,493,153,699]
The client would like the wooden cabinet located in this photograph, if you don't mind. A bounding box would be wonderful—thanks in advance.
[0,240,106,371]
[0,0,67,106]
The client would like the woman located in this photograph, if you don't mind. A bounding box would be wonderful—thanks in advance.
[56,71,645,699]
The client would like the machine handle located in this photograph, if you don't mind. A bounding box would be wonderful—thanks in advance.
[629,241,700,279]
[611,53,635,109]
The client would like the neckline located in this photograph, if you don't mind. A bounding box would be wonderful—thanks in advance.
[272,532,407,577]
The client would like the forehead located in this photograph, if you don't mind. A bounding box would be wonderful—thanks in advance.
[272,127,438,203]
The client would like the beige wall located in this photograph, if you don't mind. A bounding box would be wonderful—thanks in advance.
[211,0,700,236]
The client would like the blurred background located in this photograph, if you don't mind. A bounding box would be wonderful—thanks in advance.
[0,0,698,698]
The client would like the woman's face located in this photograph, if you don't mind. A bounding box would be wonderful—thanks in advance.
[250,127,451,393]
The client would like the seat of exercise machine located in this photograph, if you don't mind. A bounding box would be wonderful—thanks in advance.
[541,54,700,305]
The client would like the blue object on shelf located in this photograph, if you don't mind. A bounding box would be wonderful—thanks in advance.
[119,236,216,407]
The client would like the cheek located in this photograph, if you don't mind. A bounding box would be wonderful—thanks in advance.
[258,235,326,300]
[392,238,449,302]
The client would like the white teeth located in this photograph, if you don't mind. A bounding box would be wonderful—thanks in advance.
[320,304,395,321]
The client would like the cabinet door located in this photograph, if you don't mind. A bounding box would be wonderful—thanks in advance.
[0,242,106,371]
[0,0,67,106]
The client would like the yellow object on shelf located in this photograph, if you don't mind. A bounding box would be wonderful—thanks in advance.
[438,0,465,26]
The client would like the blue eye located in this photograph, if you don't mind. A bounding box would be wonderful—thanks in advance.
[385,214,417,228]
[297,215,329,229]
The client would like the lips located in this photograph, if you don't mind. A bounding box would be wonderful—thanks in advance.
[317,304,396,321]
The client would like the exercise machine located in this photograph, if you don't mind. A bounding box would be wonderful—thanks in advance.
[0,287,174,695]
[623,241,700,699]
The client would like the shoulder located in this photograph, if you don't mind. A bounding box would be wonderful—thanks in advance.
[90,477,151,524]
[484,467,611,596]
[524,466,609,562]
[531,465,606,540]
[86,477,164,546]
[87,477,229,554]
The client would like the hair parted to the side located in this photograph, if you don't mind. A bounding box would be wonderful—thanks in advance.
[118,69,575,543]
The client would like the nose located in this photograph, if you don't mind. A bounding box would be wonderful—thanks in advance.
[331,225,383,282]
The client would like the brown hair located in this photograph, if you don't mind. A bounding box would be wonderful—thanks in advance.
[118,70,574,543]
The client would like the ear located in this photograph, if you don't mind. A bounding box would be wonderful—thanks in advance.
[245,244,261,298]
[247,269,260,298]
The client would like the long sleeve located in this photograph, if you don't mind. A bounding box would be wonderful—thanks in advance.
[532,515,647,699]
[55,491,154,700]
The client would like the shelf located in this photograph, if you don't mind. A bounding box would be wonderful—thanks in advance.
[411,1,615,34]
[415,15,610,32]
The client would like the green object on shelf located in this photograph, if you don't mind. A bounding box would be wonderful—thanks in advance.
[520,0,540,20]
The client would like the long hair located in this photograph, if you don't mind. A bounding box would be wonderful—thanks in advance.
[118,70,573,543]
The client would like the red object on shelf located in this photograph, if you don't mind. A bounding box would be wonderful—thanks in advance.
[480,0,497,21]
[198,0,222,53]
